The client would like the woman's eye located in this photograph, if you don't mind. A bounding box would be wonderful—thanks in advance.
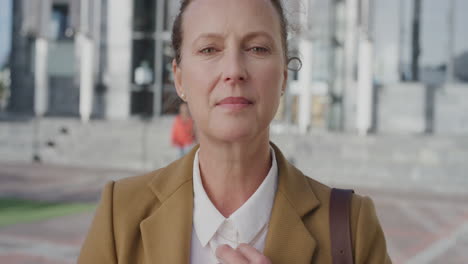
[199,47,217,54]
[250,47,270,54]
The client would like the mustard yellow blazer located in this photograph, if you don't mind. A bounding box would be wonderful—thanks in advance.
[78,144,392,263]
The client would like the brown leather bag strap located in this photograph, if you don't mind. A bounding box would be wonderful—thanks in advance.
[330,188,355,264]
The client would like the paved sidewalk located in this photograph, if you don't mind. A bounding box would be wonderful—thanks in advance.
[1,162,467,264]
[359,188,468,264]
[0,212,93,264]
[0,162,138,203]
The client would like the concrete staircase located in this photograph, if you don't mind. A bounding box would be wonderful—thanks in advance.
[0,117,177,170]
[1,117,467,195]
[272,132,468,195]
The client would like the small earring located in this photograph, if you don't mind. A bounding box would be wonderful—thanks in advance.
[181,93,186,100]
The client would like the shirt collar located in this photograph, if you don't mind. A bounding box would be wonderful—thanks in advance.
[192,149,226,247]
[192,146,278,247]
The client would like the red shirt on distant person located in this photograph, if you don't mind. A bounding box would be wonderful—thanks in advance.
[171,103,195,156]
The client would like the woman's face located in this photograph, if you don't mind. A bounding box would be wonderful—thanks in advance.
[173,0,287,143]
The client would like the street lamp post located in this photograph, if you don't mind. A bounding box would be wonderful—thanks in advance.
[446,0,456,84]
[411,0,422,81]
[397,0,405,81]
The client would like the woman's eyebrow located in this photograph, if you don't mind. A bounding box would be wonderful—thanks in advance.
[192,33,224,46]
[243,31,275,43]
[192,31,275,46]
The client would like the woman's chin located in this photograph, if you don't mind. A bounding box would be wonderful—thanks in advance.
[210,123,257,143]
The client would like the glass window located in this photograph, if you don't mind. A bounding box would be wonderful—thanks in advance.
[130,38,155,116]
[133,0,156,32]
[131,39,155,85]
[50,4,71,40]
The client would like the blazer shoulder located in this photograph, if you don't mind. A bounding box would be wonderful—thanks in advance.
[349,193,392,263]
[113,168,164,197]
[110,168,168,220]
[304,176,333,203]
[303,175,371,209]
[111,151,195,213]
[299,172,391,263]
[302,173,381,231]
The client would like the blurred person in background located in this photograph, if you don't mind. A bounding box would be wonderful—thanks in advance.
[78,0,392,263]
[172,102,196,157]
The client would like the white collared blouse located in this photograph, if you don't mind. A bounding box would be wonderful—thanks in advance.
[190,147,278,263]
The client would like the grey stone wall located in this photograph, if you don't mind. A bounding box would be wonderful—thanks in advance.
[377,83,427,134]
[434,84,468,134]
[47,76,79,116]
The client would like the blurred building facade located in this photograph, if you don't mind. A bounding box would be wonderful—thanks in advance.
[287,0,468,134]
[7,0,468,134]
[9,0,182,120]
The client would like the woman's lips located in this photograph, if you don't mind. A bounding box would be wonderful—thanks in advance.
[216,97,253,110]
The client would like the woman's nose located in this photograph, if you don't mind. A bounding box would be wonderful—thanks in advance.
[221,50,248,85]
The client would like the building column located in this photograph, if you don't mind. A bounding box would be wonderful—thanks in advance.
[153,0,166,117]
[356,0,375,135]
[78,34,94,122]
[356,37,374,135]
[34,38,49,117]
[344,0,359,131]
[76,0,95,122]
[105,0,132,120]
[298,39,313,134]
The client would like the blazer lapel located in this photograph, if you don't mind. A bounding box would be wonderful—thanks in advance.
[264,144,321,263]
[140,182,193,263]
[264,192,317,263]
[138,144,320,263]
[140,146,199,264]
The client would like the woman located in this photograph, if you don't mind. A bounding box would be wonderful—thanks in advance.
[78,0,392,263]
[171,102,196,157]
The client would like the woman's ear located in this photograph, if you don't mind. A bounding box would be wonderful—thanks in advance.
[172,59,185,98]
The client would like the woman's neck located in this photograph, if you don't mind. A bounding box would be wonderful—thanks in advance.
[197,133,271,217]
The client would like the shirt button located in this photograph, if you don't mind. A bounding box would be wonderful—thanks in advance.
[219,220,238,242]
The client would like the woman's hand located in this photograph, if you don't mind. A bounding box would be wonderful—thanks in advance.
[216,244,272,264]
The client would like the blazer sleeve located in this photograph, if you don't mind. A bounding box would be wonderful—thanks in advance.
[78,181,118,264]
[351,195,392,264]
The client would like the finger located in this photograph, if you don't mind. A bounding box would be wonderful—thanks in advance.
[216,244,249,264]
[237,244,271,264]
